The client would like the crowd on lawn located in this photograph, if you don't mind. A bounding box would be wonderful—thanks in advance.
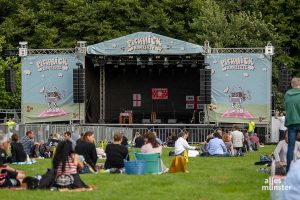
[0,123,262,190]
[0,77,299,196]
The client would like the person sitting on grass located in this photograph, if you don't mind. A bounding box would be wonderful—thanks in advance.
[166,132,177,147]
[64,131,76,150]
[75,131,98,173]
[53,140,88,189]
[208,131,230,156]
[273,131,300,175]
[20,130,35,157]
[0,133,25,188]
[174,131,198,156]
[141,132,168,172]
[222,132,234,156]
[133,132,144,148]
[10,133,27,162]
[104,132,129,173]
[249,133,260,151]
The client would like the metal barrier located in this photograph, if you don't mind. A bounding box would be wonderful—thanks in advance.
[0,123,270,144]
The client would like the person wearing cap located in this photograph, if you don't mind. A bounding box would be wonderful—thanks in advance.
[0,133,25,187]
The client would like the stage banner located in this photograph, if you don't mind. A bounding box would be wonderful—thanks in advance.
[152,88,168,100]
[205,53,272,124]
[21,54,85,123]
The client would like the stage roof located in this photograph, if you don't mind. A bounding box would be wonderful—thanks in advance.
[87,32,203,56]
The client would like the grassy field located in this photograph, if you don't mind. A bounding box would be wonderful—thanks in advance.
[0,145,274,200]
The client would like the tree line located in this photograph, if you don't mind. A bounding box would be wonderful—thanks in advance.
[0,0,299,110]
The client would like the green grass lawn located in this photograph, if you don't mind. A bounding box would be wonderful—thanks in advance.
[0,145,274,200]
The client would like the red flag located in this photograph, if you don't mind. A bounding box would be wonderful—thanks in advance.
[152,88,168,100]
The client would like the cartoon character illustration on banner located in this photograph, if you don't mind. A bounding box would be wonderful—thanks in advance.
[222,86,254,119]
[39,86,67,117]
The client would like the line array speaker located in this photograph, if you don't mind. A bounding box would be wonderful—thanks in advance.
[4,69,16,92]
[73,68,85,103]
[199,69,211,104]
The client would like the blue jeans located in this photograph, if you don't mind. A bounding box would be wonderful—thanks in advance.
[287,124,300,172]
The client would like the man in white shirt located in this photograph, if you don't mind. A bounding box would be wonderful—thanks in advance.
[174,131,198,155]
[275,111,287,141]
[231,126,244,156]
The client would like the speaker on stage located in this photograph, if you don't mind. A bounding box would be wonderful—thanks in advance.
[199,68,211,104]
[278,65,292,93]
[4,68,16,92]
[73,68,85,103]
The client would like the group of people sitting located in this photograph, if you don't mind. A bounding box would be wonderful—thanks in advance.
[0,128,177,190]
[0,130,99,189]
[200,126,260,157]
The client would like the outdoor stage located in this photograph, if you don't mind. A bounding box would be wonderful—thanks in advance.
[85,54,206,124]
[20,32,274,130]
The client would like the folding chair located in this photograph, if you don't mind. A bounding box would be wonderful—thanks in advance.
[134,153,162,174]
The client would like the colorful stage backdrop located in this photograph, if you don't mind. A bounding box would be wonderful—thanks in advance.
[21,54,85,123]
[205,53,272,124]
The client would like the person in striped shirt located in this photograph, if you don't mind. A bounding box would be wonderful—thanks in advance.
[53,140,88,189]
[20,130,35,157]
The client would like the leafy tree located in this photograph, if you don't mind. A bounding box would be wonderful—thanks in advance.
[0,36,21,108]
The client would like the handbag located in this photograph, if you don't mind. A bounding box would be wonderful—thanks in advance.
[124,154,146,175]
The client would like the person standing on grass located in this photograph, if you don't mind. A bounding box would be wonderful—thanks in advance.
[231,126,244,156]
[284,77,300,172]
[275,111,287,141]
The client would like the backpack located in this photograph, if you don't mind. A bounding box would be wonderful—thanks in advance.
[38,168,56,189]
[23,168,56,190]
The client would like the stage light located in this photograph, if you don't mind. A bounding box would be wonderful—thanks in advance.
[177,61,183,68]
[137,57,142,66]
[148,57,153,66]
[91,57,100,67]
[119,58,125,66]
[106,58,112,65]
[163,57,169,67]
[114,65,118,68]
[191,61,197,68]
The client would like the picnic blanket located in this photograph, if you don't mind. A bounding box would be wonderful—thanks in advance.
[12,160,36,165]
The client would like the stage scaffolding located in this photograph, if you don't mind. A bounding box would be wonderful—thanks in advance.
[18,40,274,131]
[99,65,105,123]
